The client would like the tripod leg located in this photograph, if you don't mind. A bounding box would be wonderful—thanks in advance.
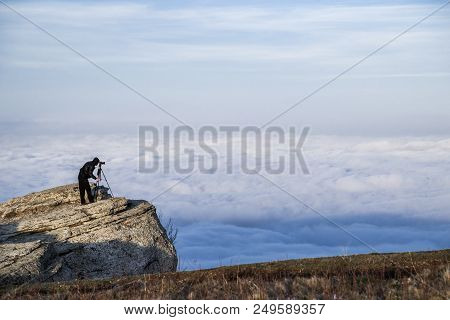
[102,170,114,198]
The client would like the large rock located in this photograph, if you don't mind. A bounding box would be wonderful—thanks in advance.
[0,184,177,286]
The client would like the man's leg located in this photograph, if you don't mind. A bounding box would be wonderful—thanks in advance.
[86,182,94,203]
[78,178,86,205]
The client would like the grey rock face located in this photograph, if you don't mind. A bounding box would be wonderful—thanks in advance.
[0,184,177,286]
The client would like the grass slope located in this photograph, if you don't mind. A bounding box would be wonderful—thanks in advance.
[1,249,449,299]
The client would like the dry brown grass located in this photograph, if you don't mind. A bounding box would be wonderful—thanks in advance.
[1,249,448,299]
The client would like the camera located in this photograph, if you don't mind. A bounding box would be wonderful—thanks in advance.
[99,161,106,165]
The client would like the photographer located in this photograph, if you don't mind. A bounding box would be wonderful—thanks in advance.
[78,157,101,205]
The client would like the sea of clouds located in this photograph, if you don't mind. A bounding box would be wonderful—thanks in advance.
[0,132,449,269]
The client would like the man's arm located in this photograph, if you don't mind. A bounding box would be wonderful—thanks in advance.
[87,163,97,180]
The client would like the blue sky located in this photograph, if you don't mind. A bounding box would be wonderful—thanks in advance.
[1,0,449,134]
[0,0,449,269]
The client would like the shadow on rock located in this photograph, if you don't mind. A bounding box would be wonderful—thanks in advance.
[0,222,175,286]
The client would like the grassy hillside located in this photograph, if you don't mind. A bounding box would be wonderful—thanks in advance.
[1,249,448,299]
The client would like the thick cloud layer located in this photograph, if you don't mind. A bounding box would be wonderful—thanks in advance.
[0,133,449,269]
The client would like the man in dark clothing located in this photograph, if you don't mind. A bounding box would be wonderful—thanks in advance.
[78,157,100,204]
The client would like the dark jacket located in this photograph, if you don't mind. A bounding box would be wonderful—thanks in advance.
[78,160,97,180]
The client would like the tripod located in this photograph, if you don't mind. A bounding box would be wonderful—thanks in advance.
[94,163,114,201]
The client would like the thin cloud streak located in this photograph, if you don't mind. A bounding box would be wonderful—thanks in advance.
[1,2,448,66]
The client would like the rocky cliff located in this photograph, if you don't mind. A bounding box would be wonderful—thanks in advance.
[0,184,177,286]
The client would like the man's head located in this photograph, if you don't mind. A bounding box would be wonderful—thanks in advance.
[93,157,100,166]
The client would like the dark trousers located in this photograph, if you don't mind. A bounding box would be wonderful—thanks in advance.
[78,178,94,204]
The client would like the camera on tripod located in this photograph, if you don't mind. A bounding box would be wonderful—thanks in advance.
[93,160,114,201]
